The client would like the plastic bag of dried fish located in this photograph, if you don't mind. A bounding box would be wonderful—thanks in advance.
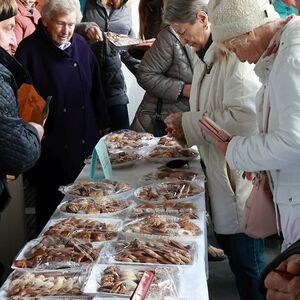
[12,236,102,270]
[83,264,181,299]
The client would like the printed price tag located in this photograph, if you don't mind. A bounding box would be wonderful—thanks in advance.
[89,140,112,179]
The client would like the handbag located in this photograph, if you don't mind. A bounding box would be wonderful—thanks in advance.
[152,98,167,137]
[242,97,279,239]
[242,171,278,239]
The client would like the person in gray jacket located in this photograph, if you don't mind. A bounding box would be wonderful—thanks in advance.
[0,0,43,212]
[131,25,193,136]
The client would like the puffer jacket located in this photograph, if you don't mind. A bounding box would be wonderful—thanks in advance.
[182,42,260,234]
[226,16,300,247]
[0,47,41,211]
[131,26,193,134]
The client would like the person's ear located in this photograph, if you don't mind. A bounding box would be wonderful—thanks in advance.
[196,10,208,28]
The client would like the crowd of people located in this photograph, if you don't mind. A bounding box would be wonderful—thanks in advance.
[0,0,300,299]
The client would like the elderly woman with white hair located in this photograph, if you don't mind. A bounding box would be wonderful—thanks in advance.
[15,0,110,231]
[208,0,300,251]
[163,0,265,298]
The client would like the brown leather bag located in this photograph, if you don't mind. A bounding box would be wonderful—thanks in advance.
[242,171,278,239]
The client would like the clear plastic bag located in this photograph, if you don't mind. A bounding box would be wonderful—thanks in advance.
[12,236,102,270]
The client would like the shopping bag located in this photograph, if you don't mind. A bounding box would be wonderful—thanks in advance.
[242,171,278,239]
[18,83,51,125]
[198,115,232,142]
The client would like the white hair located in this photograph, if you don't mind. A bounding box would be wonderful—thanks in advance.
[41,0,82,24]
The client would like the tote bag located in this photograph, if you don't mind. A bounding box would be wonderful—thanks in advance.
[242,171,278,239]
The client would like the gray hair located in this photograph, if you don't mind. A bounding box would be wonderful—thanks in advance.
[163,0,208,24]
[41,0,82,24]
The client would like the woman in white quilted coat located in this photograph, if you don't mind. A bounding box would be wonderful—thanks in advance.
[208,0,300,251]
[163,1,265,299]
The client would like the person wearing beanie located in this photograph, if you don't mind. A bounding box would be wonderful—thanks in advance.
[208,0,300,249]
[0,0,43,213]
[163,0,264,299]
[13,0,41,53]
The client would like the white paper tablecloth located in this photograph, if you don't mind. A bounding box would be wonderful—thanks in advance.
[78,159,209,300]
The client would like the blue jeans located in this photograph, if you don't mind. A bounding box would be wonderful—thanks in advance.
[215,233,265,300]
[108,104,129,131]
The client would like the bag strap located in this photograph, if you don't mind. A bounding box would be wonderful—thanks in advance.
[156,98,163,115]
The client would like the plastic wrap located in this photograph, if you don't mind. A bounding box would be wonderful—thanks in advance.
[140,167,205,184]
[59,179,132,199]
[83,264,180,299]
[12,236,101,270]
[122,215,202,239]
[102,130,156,152]
[58,196,132,217]
[40,217,122,243]
[0,269,89,299]
[146,146,199,163]
[129,202,201,219]
[134,181,204,204]
[85,151,142,169]
[100,238,197,266]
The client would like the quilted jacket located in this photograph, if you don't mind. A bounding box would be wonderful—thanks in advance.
[0,47,41,211]
[131,26,193,134]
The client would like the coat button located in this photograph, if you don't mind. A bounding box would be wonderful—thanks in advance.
[82,139,85,144]
[73,62,78,67]
[63,108,67,112]
[81,105,85,110]
[289,197,292,202]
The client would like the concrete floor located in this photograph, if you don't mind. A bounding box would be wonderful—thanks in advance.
[207,234,282,300]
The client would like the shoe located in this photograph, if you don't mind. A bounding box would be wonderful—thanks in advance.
[208,244,227,261]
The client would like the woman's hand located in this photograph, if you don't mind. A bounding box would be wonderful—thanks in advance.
[216,141,228,156]
[86,25,103,42]
[164,112,186,144]
[182,84,192,98]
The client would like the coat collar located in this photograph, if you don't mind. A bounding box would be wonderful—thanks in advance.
[0,47,28,87]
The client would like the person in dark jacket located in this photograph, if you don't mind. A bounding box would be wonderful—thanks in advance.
[0,0,43,213]
[15,0,110,231]
[261,239,300,299]
[76,0,137,130]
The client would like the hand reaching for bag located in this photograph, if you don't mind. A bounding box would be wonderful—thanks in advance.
[164,112,187,145]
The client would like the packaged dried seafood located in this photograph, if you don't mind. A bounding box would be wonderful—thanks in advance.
[141,167,205,183]
[100,238,197,266]
[58,196,132,217]
[12,236,101,270]
[134,181,204,203]
[85,151,142,168]
[146,146,199,162]
[0,269,89,298]
[105,32,143,49]
[129,202,200,219]
[122,215,202,238]
[102,129,156,151]
[156,135,180,147]
[83,264,180,299]
[41,217,121,243]
[59,179,132,198]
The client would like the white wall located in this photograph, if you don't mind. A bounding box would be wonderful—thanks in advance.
[123,0,145,124]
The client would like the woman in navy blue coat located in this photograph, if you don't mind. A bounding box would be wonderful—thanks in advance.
[16,0,110,231]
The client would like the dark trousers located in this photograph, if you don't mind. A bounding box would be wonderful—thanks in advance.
[108,104,129,131]
[215,232,266,300]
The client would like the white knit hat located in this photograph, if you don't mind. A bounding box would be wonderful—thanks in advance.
[208,0,280,42]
